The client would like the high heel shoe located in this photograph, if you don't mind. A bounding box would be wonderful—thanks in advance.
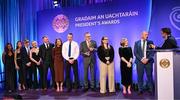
[56,88,60,92]
[128,89,132,95]
[60,87,63,92]
[122,90,127,95]
[22,85,25,90]
[18,85,22,91]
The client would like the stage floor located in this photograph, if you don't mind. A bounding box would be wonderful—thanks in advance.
[0,89,155,100]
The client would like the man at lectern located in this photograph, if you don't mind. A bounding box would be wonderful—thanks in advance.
[151,28,178,49]
[134,31,154,95]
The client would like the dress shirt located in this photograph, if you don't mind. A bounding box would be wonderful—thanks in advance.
[141,39,147,59]
[62,40,79,60]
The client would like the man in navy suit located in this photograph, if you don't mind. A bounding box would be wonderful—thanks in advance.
[134,31,154,95]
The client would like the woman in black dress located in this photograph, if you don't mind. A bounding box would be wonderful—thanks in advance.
[14,41,26,90]
[2,43,17,92]
[30,41,42,90]
[119,38,133,95]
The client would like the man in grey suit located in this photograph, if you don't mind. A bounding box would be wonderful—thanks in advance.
[80,32,97,92]
[134,31,154,95]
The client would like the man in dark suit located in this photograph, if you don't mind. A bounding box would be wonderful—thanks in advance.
[80,32,97,92]
[151,27,178,49]
[39,36,55,90]
[134,31,154,95]
[21,39,31,89]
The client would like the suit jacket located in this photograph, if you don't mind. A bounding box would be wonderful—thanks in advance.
[80,40,97,63]
[39,43,54,61]
[21,46,31,65]
[157,35,178,49]
[134,40,154,64]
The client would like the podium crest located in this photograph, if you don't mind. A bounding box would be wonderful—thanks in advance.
[159,58,170,68]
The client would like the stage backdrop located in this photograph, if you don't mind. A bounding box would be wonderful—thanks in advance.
[0,0,113,88]
[37,0,152,84]
[149,0,180,45]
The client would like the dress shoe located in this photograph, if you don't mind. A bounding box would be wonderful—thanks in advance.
[74,89,78,92]
[138,91,143,95]
[67,89,72,92]
[148,91,153,96]
[83,88,88,92]
[91,88,96,92]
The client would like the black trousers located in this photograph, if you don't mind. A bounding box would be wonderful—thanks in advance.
[42,61,55,89]
[18,64,26,86]
[31,63,43,89]
[65,60,79,89]
[26,66,33,89]
[38,65,43,89]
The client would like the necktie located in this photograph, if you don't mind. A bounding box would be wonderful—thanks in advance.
[68,42,71,57]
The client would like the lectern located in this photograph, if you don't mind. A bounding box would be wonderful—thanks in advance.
[154,49,180,100]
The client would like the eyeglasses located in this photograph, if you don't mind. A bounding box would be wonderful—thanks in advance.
[86,35,91,37]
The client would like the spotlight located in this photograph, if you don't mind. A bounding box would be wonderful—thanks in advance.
[53,0,60,8]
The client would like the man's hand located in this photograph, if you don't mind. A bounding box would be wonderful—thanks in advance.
[68,59,74,64]
[141,58,148,64]
[89,47,94,52]
[150,44,156,49]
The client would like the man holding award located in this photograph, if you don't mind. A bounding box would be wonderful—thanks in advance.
[80,32,97,92]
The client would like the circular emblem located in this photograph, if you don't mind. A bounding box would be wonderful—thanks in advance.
[52,14,69,33]
[159,59,170,69]
[169,7,180,31]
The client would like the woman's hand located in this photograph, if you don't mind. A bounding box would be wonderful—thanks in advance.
[36,61,40,66]
[127,62,131,68]
[106,61,110,65]
[15,65,20,70]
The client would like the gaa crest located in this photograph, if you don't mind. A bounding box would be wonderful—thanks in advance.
[52,14,69,33]
[159,58,170,69]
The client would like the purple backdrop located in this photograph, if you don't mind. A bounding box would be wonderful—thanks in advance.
[37,0,152,84]
[37,0,180,85]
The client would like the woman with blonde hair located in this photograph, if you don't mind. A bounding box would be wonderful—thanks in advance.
[119,38,133,95]
[30,41,42,90]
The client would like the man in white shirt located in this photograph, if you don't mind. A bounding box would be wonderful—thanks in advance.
[62,33,79,92]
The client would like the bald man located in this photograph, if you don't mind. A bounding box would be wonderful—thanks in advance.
[134,31,154,95]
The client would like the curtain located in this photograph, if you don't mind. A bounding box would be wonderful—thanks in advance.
[0,0,113,83]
